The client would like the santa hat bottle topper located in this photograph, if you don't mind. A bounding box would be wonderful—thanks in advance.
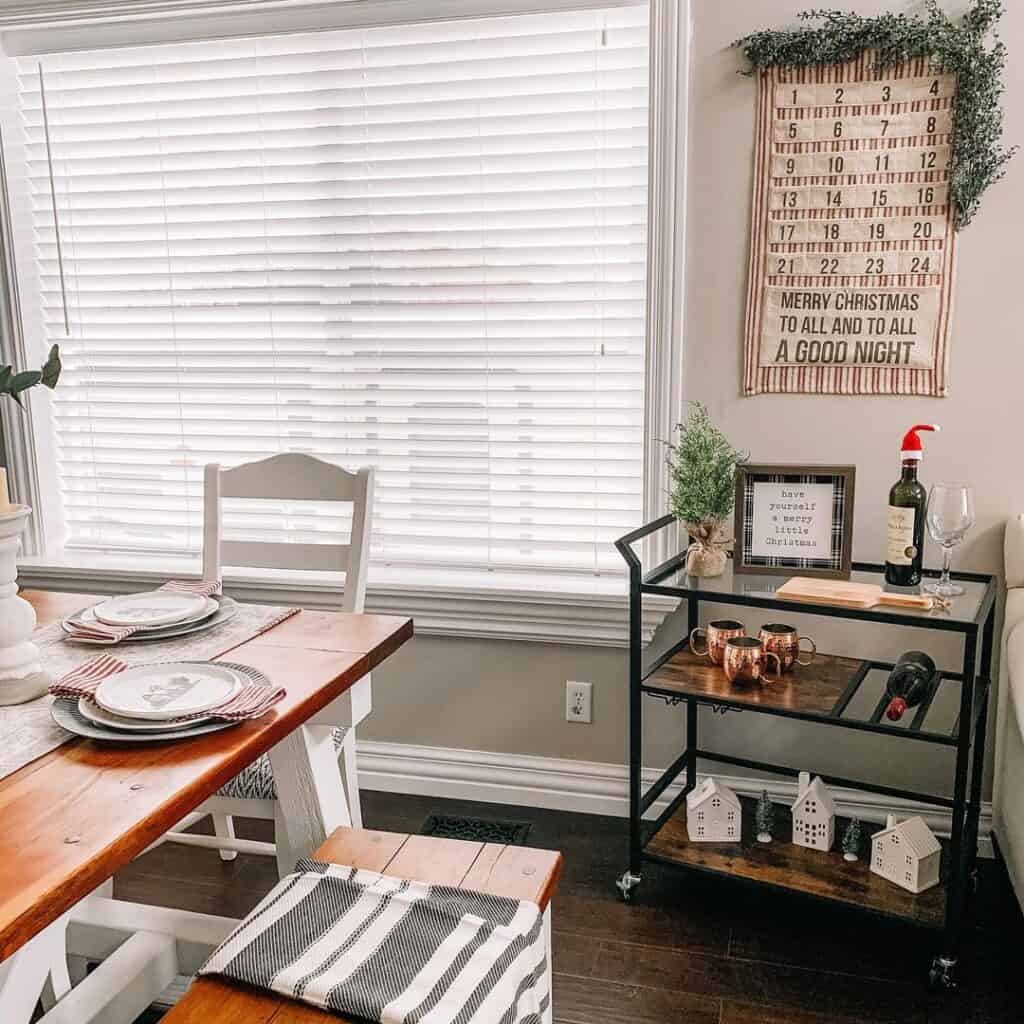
[885,425,939,588]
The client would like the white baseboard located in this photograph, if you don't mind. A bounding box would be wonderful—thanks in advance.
[357,740,993,858]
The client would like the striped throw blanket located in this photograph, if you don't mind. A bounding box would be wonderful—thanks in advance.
[199,859,550,1023]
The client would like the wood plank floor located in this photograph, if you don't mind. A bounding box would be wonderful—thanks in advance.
[115,792,1024,1023]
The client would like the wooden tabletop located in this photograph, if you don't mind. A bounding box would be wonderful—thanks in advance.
[0,591,413,961]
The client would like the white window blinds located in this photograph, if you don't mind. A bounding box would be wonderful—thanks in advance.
[13,4,649,574]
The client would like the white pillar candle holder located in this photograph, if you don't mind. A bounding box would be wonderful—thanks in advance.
[0,505,48,705]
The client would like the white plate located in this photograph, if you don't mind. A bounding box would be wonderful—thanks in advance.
[95,662,245,720]
[73,596,219,633]
[51,698,238,744]
[62,597,238,644]
[93,591,210,628]
[78,698,211,732]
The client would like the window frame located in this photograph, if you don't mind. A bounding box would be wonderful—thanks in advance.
[0,0,688,645]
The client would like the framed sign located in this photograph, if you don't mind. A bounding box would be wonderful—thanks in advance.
[742,53,958,396]
[733,464,855,579]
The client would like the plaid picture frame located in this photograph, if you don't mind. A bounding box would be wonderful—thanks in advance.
[733,464,855,579]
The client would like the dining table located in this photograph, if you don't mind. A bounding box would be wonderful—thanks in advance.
[0,589,413,1024]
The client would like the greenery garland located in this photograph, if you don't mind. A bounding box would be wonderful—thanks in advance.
[735,0,1016,228]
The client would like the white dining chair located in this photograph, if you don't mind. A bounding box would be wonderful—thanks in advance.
[163,453,374,865]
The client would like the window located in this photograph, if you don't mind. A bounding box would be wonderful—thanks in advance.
[2,3,649,575]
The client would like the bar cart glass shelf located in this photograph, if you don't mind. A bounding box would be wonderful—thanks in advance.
[615,515,997,991]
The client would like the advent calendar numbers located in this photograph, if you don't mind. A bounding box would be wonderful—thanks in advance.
[745,59,957,395]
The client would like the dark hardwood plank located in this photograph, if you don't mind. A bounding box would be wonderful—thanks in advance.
[591,940,935,1023]
[552,973,720,1024]
[727,892,929,981]
[720,999,862,1024]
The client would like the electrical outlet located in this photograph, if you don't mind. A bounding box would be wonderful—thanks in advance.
[566,680,592,724]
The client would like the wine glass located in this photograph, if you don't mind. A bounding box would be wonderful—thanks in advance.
[925,483,975,597]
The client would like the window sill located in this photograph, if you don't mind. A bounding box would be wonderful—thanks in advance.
[16,552,670,647]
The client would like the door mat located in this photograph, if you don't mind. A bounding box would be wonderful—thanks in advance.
[421,814,532,845]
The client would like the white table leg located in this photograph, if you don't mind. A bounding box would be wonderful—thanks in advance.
[338,728,363,830]
[268,723,352,877]
[0,913,70,1024]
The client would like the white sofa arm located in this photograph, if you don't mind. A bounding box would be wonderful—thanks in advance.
[1009,617,1024,740]
[1006,515,1024,639]
[1008,514,1024,589]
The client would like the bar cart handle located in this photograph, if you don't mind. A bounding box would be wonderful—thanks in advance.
[689,627,708,657]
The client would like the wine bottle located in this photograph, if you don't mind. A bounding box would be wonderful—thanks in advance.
[885,424,939,587]
[884,651,937,721]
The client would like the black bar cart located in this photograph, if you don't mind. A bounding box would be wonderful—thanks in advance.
[615,514,997,990]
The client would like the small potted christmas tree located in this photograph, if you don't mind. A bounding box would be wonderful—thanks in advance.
[665,404,746,578]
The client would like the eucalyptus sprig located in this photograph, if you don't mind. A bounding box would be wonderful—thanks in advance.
[735,0,1016,228]
[0,345,61,408]
[665,404,747,529]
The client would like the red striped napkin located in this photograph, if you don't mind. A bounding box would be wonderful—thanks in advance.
[49,655,286,723]
[65,580,223,645]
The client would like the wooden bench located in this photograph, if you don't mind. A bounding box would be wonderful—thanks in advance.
[164,827,563,1024]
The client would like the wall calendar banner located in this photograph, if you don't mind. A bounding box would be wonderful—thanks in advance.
[743,54,959,396]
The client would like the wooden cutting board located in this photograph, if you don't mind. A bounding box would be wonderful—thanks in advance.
[775,577,938,611]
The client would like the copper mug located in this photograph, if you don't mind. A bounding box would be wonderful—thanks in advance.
[723,636,782,684]
[689,619,745,666]
[758,623,816,673]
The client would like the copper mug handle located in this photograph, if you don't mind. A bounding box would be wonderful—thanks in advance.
[797,636,817,667]
[689,627,709,658]
[764,650,783,683]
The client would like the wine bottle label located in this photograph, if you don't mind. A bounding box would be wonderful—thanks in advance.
[886,506,917,565]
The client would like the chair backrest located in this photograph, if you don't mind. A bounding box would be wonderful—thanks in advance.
[202,453,374,614]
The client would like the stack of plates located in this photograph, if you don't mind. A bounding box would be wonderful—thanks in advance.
[62,592,238,642]
[51,660,268,743]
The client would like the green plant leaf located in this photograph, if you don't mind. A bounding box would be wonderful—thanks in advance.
[41,344,61,389]
[9,370,41,393]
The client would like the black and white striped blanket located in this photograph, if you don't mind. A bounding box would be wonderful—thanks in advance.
[199,858,549,1023]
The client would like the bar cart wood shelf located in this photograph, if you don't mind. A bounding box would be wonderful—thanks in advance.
[615,515,997,991]
[647,794,946,928]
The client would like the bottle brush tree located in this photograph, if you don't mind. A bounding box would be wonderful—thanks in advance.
[842,818,863,862]
[755,789,774,843]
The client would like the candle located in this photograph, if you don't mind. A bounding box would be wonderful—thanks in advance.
[0,468,10,512]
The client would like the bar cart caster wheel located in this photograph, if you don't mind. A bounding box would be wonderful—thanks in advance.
[928,956,958,992]
[616,871,642,902]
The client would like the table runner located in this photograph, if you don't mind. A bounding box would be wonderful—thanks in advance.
[0,601,298,782]
[200,859,549,1024]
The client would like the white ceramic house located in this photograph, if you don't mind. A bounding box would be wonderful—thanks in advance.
[870,814,942,894]
[686,778,741,842]
[791,771,836,851]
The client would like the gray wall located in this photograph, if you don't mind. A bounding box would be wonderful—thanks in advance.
[365,0,1022,804]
